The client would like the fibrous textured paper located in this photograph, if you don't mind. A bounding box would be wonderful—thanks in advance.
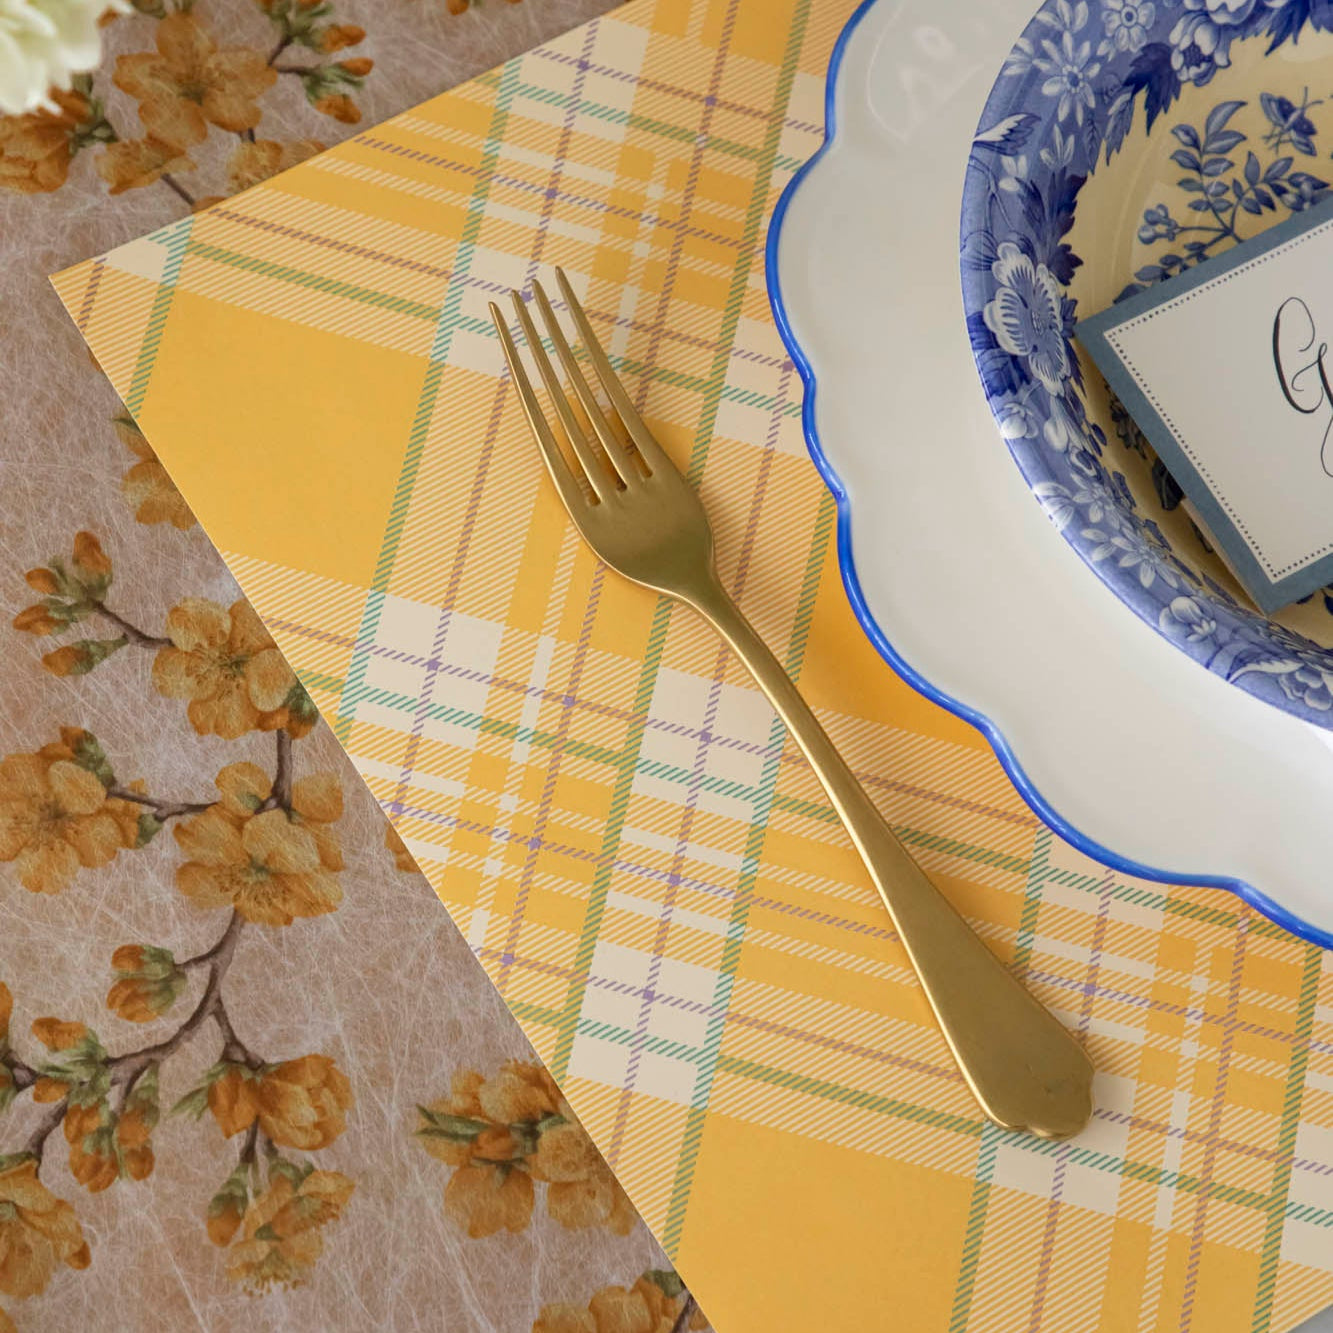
[52,0,1333,1329]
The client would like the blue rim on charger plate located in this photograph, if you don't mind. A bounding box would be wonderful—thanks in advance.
[763,0,1333,950]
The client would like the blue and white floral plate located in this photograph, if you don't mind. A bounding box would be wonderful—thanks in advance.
[963,0,1333,726]
[768,0,1333,947]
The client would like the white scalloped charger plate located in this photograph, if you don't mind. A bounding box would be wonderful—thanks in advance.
[767,0,1333,947]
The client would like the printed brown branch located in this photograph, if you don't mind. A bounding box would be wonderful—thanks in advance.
[263,728,293,810]
[23,1097,68,1165]
[5,804,269,1171]
[158,172,197,208]
[110,910,247,1089]
[179,922,243,971]
[92,601,168,648]
[238,1118,259,1169]
[107,784,213,822]
[6,1055,36,1092]
[213,984,264,1071]
[670,1293,700,1333]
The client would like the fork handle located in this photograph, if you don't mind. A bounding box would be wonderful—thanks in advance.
[684,574,1093,1139]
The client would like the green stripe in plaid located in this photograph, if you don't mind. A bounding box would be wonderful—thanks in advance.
[332,57,522,746]
[1252,947,1322,1332]
[125,216,193,415]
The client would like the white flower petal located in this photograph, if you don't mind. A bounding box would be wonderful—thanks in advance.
[0,0,113,114]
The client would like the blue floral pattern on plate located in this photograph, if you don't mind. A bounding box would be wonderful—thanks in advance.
[961,0,1333,725]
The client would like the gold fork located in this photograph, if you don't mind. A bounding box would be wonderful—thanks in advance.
[491,269,1093,1139]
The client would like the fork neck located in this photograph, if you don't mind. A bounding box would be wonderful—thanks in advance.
[675,572,867,803]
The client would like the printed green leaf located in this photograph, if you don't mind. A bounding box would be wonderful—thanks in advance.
[284,680,319,729]
[645,1270,686,1299]
[69,731,116,789]
[125,1065,161,1123]
[416,1106,489,1141]
[209,1165,249,1217]
[170,1085,210,1120]
[268,1155,314,1188]
[134,814,164,848]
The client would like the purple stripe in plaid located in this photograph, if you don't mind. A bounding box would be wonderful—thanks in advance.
[202,206,797,373]
[291,616,788,759]
[392,791,902,939]
[634,15,740,413]
[544,9,745,1105]
[588,0,754,1159]
[531,44,823,136]
[378,311,497,835]
[209,205,452,280]
[268,612,1041,829]
[487,935,1333,1240]
[1179,915,1252,1332]
[73,256,105,333]
[1024,962,1328,1054]
[389,790,1330,1078]
[387,602,455,815]
[480,942,970,1092]
[604,653,727,1164]
[325,56,520,768]
[1027,872,1111,1327]
[381,209,528,819]
[496,20,604,999]
[1095,1110,1290,1173]
[358,136,747,254]
[392,786,1325,1071]
[603,352,795,1169]
[389,794,906,943]
[488,939,1333,1184]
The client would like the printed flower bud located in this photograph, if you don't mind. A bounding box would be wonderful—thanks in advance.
[106,945,184,1023]
[12,605,61,635]
[318,23,364,51]
[207,1065,260,1138]
[31,1018,87,1052]
[313,94,359,124]
[0,1158,90,1294]
[115,1102,156,1181]
[72,532,111,579]
[106,973,182,1023]
[41,644,93,677]
[207,1192,245,1246]
[24,568,59,595]
[31,1076,68,1103]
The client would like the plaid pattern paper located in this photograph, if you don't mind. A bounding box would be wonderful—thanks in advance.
[51,0,1333,1328]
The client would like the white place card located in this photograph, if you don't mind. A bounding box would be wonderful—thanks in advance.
[1079,194,1333,614]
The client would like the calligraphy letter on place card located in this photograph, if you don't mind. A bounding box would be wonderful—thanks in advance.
[1079,194,1333,614]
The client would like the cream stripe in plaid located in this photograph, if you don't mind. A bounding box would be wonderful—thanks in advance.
[53,1,1333,1329]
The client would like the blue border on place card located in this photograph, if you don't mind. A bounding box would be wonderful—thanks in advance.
[1078,192,1333,616]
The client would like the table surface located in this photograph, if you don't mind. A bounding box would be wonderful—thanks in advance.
[0,2,699,1331]
[8,0,1333,1329]
[47,0,1333,1329]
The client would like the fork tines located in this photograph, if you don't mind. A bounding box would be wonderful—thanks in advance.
[490,268,671,505]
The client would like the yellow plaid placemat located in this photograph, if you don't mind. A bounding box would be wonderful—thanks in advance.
[50,0,1333,1328]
